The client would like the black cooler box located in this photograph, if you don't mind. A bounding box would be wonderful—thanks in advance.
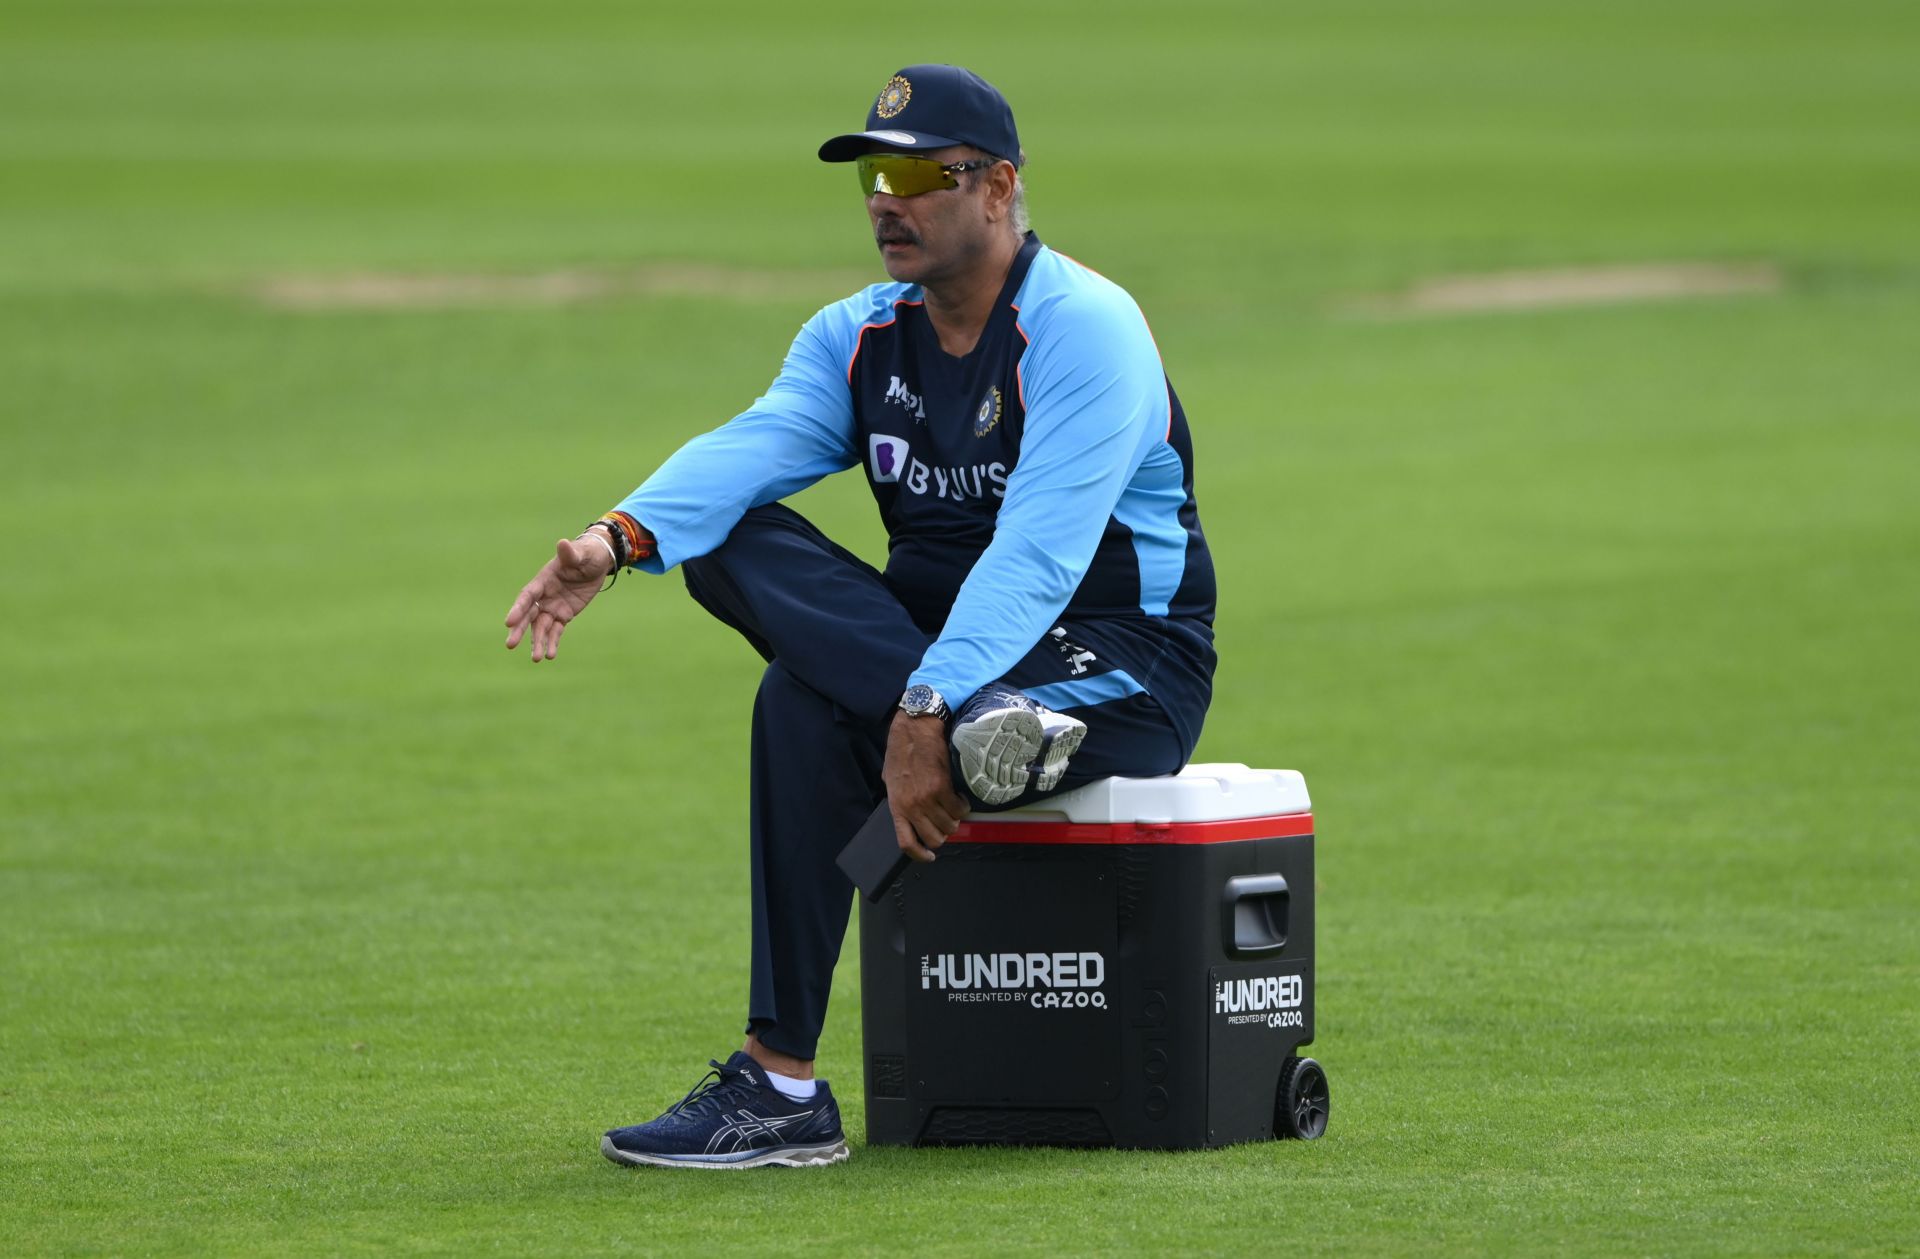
[857,763,1327,1149]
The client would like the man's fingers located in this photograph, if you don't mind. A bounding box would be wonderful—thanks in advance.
[916,788,971,840]
[917,802,962,841]
[891,810,936,864]
[505,596,539,650]
[504,582,539,634]
[554,536,599,580]
[899,793,961,851]
[504,544,596,656]
[912,810,952,851]
[534,610,565,661]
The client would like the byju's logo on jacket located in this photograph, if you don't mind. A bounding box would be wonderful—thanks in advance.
[869,435,910,483]
[867,431,1007,501]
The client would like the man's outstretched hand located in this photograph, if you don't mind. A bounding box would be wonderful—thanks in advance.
[504,536,614,661]
[883,711,970,863]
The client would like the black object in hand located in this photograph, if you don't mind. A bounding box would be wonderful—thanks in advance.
[837,801,912,902]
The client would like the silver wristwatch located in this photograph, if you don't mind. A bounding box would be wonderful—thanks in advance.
[898,684,950,721]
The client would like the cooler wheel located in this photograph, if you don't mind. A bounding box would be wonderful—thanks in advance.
[1276,1056,1330,1140]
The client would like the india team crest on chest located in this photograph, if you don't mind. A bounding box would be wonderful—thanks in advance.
[974,386,1003,436]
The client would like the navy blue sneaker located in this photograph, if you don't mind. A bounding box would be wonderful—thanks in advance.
[950,685,1087,805]
[600,1052,849,1170]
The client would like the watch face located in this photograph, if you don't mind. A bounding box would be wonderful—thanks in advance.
[902,685,937,714]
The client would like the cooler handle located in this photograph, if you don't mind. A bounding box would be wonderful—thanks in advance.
[1222,873,1290,956]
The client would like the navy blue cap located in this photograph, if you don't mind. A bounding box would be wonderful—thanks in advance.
[818,64,1021,163]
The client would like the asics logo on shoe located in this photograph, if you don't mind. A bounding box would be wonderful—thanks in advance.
[601,1052,849,1169]
[703,1108,814,1154]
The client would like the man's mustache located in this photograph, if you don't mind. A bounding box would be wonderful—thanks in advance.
[875,219,919,246]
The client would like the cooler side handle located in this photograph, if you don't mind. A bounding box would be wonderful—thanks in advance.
[1221,873,1290,956]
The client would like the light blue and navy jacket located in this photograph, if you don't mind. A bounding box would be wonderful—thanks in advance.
[620,233,1215,741]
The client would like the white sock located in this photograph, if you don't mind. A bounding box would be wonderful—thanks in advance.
[767,1068,817,1100]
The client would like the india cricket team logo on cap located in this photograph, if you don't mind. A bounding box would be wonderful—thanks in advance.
[875,74,912,119]
[974,386,1003,437]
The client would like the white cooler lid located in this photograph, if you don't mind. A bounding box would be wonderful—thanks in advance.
[967,763,1310,826]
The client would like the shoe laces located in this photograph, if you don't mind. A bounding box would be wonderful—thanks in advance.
[667,1059,762,1119]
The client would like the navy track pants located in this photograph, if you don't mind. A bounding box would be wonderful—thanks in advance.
[680,503,1210,1060]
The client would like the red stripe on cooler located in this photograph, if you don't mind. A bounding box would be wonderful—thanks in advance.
[946,812,1314,846]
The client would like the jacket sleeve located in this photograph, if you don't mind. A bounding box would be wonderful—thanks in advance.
[614,302,861,573]
[906,288,1170,705]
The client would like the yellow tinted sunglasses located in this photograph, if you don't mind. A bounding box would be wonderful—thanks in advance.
[855,153,998,198]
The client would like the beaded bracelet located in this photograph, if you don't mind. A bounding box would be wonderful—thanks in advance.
[585,520,629,568]
[597,511,657,563]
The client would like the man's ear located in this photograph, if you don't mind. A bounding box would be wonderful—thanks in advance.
[987,162,1018,222]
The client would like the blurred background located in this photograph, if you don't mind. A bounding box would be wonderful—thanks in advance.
[4,1,1915,1253]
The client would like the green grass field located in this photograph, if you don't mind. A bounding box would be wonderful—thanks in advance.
[4,1,1917,1253]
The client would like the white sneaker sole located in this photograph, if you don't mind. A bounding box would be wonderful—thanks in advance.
[600,1134,850,1169]
[951,706,1087,805]
[1033,712,1087,794]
